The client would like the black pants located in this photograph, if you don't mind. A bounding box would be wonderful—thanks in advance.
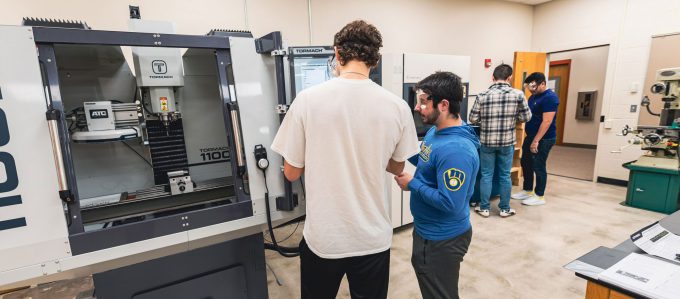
[520,136,556,196]
[411,229,473,299]
[300,238,390,299]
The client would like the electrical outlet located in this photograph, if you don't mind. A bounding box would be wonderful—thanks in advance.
[630,82,639,93]
[604,119,613,129]
[630,105,638,113]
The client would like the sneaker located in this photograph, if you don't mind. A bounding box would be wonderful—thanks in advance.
[522,195,546,206]
[511,190,534,200]
[469,201,479,207]
[474,206,490,218]
[499,209,516,217]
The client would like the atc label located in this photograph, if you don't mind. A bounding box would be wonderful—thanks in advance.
[89,109,109,119]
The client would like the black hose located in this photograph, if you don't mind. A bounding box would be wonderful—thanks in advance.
[645,104,661,117]
[264,242,300,253]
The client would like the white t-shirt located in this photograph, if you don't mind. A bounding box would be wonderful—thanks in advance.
[271,77,419,259]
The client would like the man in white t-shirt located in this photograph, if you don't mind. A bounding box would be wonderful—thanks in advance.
[271,20,419,299]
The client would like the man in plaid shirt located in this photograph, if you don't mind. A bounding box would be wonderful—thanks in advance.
[468,64,531,218]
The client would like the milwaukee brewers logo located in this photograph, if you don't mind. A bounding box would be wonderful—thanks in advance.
[443,168,465,191]
[419,142,432,162]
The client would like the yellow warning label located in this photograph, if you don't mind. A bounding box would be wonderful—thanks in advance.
[160,97,168,111]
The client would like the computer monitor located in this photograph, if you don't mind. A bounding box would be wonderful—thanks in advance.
[292,56,332,95]
[289,46,335,97]
[289,46,383,97]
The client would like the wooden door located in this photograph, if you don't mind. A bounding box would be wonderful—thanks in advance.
[511,52,547,185]
[549,60,571,145]
[513,52,548,97]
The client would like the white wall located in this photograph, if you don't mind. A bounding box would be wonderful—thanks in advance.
[534,0,680,181]
[310,0,534,94]
[0,0,247,35]
[0,0,312,49]
[1,0,533,95]
[549,46,609,146]
[247,0,310,46]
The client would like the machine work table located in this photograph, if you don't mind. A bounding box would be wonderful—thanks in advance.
[566,210,680,299]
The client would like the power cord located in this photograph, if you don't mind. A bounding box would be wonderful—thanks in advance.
[261,170,300,257]
[641,96,661,117]
[254,144,300,257]
[121,140,152,167]
[264,218,302,244]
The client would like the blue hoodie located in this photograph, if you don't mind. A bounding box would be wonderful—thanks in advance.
[407,123,481,241]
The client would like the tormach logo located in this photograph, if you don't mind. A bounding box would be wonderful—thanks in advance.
[152,60,168,74]
[295,48,328,54]
[298,48,322,53]
[90,109,109,119]
[150,60,174,79]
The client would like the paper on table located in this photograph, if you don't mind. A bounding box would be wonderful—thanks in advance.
[631,222,680,263]
[598,253,680,299]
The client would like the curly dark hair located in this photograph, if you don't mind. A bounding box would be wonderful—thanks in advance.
[333,20,382,68]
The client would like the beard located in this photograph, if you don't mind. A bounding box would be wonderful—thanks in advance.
[421,109,440,125]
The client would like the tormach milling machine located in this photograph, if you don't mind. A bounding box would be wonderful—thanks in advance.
[0,7,315,298]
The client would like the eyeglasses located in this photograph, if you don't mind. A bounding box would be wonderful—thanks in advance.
[415,90,429,104]
[523,82,538,90]
[415,90,435,110]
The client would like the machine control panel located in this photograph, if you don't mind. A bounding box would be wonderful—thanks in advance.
[289,46,335,97]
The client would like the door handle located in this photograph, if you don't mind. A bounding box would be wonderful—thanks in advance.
[635,188,645,192]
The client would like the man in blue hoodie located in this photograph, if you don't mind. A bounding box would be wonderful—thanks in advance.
[395,72,480,299]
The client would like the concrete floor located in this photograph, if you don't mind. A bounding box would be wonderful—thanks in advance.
[1,175,664,299]
[547,145,597,181]
[264,175,663,299]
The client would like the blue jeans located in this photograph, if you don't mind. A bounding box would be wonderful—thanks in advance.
[479,145,514,210]
[520,136,556,196]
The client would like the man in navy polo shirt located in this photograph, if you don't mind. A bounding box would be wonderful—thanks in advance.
[512,72,559,206]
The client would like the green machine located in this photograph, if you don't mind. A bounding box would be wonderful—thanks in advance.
[620,67,680,214]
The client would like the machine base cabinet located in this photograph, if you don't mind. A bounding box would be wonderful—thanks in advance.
[93,234,268,299]
[624,162,680,214]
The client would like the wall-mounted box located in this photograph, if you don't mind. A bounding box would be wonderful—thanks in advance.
[576,90,597,120]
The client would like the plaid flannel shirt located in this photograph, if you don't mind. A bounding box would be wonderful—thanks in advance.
[469,83,532,147]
